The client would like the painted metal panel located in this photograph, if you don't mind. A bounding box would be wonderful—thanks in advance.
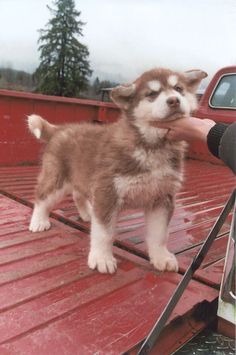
[0,160,235,289]
[0,90,120,165]
[0,195,218,354]
[195,66,236,123]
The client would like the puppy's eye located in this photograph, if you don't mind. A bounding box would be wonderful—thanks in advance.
[174,85,183,93]
[146,91,158,98]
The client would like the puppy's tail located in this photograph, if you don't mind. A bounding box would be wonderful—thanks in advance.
[27,114,58,142]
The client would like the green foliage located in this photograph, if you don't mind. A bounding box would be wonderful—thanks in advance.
[80,77,118,101]
[34,0,92,97]
[0,68,34,91]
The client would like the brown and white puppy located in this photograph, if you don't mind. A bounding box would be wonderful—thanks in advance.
[28,67,207,274]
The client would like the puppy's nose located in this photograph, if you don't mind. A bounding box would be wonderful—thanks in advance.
[167,96,180,107]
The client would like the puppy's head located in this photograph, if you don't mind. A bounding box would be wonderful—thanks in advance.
[111,68,207,124]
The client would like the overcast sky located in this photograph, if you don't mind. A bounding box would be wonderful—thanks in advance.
[0,0,236,85]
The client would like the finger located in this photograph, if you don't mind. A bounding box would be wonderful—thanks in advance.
[202,118,216,125]
[150,121,171,129]
[166,129,180,141]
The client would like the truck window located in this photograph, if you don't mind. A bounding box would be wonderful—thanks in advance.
[210,74,236,109]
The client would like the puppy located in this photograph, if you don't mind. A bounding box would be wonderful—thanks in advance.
[28,67,207,274]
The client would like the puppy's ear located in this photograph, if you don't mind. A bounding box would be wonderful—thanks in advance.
[184,70,208,92]
[110,84,136,110]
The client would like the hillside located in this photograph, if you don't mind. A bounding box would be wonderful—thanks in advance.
[0,68,35,92]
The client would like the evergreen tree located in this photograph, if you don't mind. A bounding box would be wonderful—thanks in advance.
[92,77,100,95]
[34,0,92,97]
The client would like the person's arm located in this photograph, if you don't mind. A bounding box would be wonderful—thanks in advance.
[206,123,228,157]
[150,116,216,142]
[208,122,236,174]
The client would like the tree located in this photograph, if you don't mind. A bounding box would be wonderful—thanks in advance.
[34,0,92,97]
[92,77,100,95]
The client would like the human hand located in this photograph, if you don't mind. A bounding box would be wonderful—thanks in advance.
[150,116,216,142]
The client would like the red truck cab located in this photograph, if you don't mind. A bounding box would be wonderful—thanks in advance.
[197,66,236,122]
[190,65,236,162]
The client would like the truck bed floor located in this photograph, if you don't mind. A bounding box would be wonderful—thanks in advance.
[0,159,235,354]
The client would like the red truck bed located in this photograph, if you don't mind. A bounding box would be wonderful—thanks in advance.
[0,160,235,354]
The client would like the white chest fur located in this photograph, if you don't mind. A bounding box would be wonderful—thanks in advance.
[114,147,183,208]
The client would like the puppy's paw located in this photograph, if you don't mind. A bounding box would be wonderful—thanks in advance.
[151,251,178,272]
[88,252,117,274]
[29,218,51,233]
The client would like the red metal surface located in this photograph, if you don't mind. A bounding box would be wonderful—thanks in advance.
[0,89,119,166]
[0,160,235,290]
[218,317,236,339]
[178,235,229,287]
[0,194,218,354]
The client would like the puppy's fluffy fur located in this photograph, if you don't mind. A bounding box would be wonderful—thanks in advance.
[28,67,207,274]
